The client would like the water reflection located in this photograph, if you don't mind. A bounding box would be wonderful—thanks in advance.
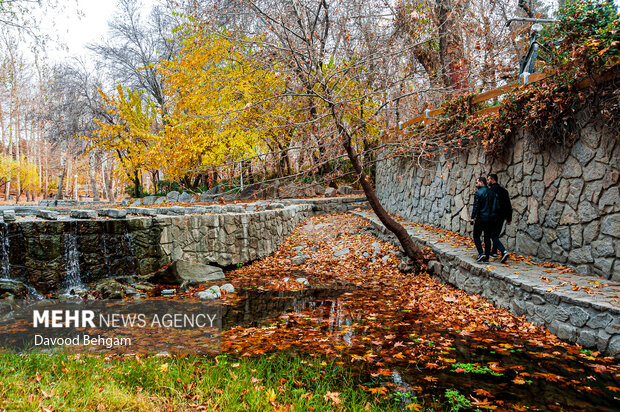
[224,286,620,411]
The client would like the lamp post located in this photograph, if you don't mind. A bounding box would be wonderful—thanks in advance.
[74,175,78,200]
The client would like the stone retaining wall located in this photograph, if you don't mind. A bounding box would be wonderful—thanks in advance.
[3,197,366,294]
[376,120,619,280]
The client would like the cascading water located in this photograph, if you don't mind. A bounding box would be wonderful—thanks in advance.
[0,222,10,278]
[0,222,42,300]
[123,224,135,256]
[63,223,84,294]
[102,233,112,276]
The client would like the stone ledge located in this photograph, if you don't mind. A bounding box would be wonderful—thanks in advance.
[353,210,620,358]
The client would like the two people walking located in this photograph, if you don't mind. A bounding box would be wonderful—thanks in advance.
[470,174,512,263]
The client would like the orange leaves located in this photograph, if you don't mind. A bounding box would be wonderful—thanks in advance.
[365,386,387,396]
[213,214,620,410]
[473,389,494,398]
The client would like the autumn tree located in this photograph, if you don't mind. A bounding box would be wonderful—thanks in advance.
[85,85,159,198]
[190,0,426,263]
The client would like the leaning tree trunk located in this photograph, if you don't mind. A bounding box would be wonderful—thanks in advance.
[330,107,424,266]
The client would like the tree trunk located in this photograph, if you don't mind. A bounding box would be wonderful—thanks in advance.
[56,146,67,200]
[436,0,469,93]
[133,170,142,198]
[15,111,21,203]
[101,157,109,200]
[331,106,424,266]
[90,150,100,201]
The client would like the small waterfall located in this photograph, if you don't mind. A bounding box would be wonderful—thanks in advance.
[63,224,84,294]
[0,222,10,278]
[24,284,43,300]
[102,233,112,276]
[123,224,135,256]
[0,223,43,300]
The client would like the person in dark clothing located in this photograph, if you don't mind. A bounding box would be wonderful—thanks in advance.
[487,173,512,263]
[470,177,505,263]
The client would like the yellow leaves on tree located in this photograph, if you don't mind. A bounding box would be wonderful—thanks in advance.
[0,154,39,192]
[158,23,295,180]
[84,85,159,191]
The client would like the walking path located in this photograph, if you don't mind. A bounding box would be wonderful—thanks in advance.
[353,210,620,357]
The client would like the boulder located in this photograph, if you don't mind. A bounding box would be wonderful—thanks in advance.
[220,283,235,294]
[95,280,125,299]
[37,209,58,220]
[166,191,180,203]
[333,248,350,258]
[296,277,309,285]
[154,196,166,204]
[314,185,326,195]
[2,210,16,222]
[70,210,97,219]
[291,256,306,265]
[325,187,337,197]
[142,196,158,206]
[207,285,221,297]
[126,207,158,216]
[133,282,155,294]
[97,209,127,219]
[0,279,28,298]
[337,185,353,195]
[197,290,218,300]
[209,185,222,195]
[151,260,225,285]
[178,192,194,203]
[200,192,214,203]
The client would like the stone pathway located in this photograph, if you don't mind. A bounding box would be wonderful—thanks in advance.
[353,210,620,357]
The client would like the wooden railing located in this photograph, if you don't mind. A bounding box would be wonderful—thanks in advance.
[388,72,549,135]
[388,62,620,137]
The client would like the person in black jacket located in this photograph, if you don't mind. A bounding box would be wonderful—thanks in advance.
[487,173,512,263]
[470,177,505,263]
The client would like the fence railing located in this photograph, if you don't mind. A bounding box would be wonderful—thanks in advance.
[387,72,549,136]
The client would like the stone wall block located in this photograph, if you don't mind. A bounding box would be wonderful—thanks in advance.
[600,214,620,238]
[584,162,607,182]
[562,156,582,179]
[571,140,596,164]
[568,306,590,327]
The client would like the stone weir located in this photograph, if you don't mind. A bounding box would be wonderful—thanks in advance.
[1,197,366,294]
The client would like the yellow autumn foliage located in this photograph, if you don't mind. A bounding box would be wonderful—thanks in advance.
[83,85,159,186]
[158,23,300,180]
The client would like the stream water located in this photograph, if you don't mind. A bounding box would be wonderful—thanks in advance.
[224,287,620,411]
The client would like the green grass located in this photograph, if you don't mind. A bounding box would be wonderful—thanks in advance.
[0,352,416,411]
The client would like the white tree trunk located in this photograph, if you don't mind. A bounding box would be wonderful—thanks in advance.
[56,144,67,200]
[89,150,100,201]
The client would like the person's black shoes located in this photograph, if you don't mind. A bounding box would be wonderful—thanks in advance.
[476,255,489,263]
[500,251,509,263]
